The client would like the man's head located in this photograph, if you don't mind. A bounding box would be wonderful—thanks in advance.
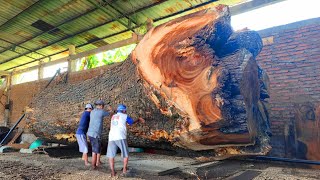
[85,104,93,112]
[117,104,127,113]
[94,100,105,109]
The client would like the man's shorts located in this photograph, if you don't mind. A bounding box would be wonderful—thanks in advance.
[107,139,129,158]
[88,136,101,153]
[76,134,88,153]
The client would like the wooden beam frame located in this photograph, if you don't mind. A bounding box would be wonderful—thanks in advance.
[0,70,10,76]
[11,35,142,75]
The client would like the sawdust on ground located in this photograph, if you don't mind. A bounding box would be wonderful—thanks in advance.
[1,151,320,180]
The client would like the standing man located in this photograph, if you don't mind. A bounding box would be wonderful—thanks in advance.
[87,100,112,169]
[75,103,93,166]
[107,104,145,177]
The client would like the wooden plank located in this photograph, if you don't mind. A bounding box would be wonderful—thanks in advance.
[9,143,30,149]
[0,70,10,75]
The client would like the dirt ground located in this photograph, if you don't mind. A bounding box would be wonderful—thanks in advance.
[0,147,320,180]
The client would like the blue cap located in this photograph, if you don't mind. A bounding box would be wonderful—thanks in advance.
[117,104,127,111]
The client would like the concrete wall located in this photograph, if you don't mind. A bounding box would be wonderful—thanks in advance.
[3,17,320,160]
[257,17,320,159]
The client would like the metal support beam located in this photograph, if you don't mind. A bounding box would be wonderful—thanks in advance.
[105,1,139,26]
[0,4,98,56]
[0,0,168,66]
[5,0,276,72]
[4,26,140,71]
[87,0,136,33]
[4,0,225,71]
[0,0,43,30]
[0,38,46,58]
[0,44,39,61]
[0,0,285,72]
[10,35,141,75]
[154,0,218,22]
[102,0,141,30]
[6,0,225,71]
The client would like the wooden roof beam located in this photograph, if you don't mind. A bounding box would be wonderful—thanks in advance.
[0,70,10,76]
[11,34,142,75]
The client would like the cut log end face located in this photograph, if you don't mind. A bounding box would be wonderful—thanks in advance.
[133,5,270,152]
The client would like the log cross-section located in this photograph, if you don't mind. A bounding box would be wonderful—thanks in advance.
[26,5,271,158]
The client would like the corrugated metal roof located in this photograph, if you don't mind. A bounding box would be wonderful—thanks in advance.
[0,0,249,71]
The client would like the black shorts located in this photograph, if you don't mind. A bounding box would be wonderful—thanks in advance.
[88,136,101,154]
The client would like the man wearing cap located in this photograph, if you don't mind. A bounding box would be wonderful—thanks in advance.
[107,104,145,177]
[75,103,93,166]
[87,100,112,169]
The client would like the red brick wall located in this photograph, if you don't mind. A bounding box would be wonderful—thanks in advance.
[257,17,320,159]
[68,63,118,84]
[10,81,45,127]
[7,64,117,127]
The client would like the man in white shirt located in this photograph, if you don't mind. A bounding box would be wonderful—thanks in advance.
[107,104,145,177]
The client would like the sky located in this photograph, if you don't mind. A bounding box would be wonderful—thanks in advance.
[231,0,320,30]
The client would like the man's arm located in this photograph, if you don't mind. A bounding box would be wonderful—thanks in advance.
[103,105,114,117]
[127,117,145,126]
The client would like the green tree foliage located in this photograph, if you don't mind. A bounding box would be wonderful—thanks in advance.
[0,78,3,86]
[79,55,99,70]
[79,44,136,70]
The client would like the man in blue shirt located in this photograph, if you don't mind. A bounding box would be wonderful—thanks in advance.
[87,100,112,169]
[107,104,145,177]
[75,104,93,166]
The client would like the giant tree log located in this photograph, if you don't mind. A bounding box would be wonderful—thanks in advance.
[26,5,271,158]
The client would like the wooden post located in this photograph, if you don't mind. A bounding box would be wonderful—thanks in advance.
[68,45,76,56]
[146,18,154,31]
[68,45,76,73]
[70,58,78,72]
[38,60,44,80]
[65,45,76,82]
[37,60,44,92]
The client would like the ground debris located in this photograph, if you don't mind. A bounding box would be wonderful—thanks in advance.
[0,160,60,180]
[1,152,320,180]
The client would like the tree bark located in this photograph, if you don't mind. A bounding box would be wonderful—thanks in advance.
[26,5,271,158]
